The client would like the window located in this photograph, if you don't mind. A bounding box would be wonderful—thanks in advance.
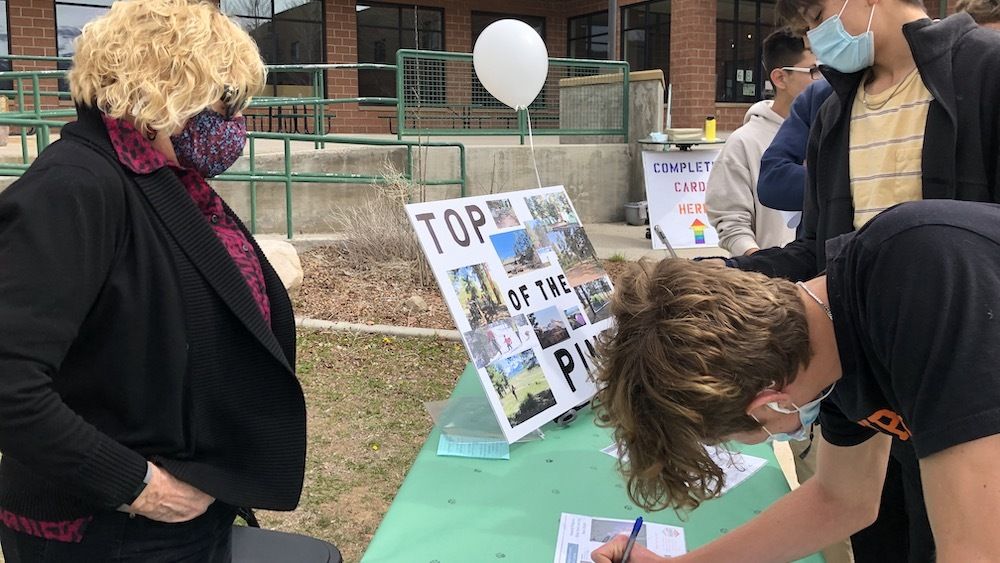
[716,0,777,103]
[471,12,546,107]
[568,11,609,61]
[0,1,10,90]
[223,0,325,97]
[621,0,670,81]
[472,12,545,40]
[356,3,444,103]
[55,1,114,91]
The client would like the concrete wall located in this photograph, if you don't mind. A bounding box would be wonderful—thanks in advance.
[422,143,631,222]
[212,145,409,235]
[213,142,631,235]
[559,70,663,204]
[0,139,630,235]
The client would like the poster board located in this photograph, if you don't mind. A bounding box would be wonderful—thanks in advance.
[406,186,613,443]
[642,149,722,250]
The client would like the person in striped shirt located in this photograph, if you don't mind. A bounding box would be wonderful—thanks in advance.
[721,0,1000,561]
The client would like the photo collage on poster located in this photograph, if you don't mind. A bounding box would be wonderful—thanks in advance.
[440,191,613,433]
[408,186,615,442]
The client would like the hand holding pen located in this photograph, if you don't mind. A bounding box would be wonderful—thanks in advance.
[622,517,643,562]
[591,517,671,563]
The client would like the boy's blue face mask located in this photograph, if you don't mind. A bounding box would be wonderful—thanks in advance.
[752,384,837,442]
[807,0,876,74]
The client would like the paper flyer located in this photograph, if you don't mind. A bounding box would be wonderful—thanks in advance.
[602,444,767,495]
[407,187,613,443]
[704,445,768,494]
[553,513,686,563]
[436,434,511,460]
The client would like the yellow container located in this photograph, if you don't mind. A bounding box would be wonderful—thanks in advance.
[704,115,717,142]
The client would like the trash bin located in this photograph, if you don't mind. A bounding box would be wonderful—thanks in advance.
[624,201,648,226]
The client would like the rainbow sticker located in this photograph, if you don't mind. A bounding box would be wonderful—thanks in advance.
[690,219,706,245]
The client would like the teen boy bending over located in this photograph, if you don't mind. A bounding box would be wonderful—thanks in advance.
[592,200,1000,563]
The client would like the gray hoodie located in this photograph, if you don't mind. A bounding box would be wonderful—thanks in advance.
[705,100,796,256]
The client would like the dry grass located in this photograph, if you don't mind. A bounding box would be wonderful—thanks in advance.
[326,165,435,288]
[293,249,455,330]
[256,330,468,562]
[0,331,466,563]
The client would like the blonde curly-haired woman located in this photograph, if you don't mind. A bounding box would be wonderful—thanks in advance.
[0,1,337,561]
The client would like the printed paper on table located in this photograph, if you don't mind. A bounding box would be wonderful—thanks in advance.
[602,443,767,495]
[553,513,686,563]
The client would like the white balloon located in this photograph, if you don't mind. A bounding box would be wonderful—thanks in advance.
[473,20,549,110]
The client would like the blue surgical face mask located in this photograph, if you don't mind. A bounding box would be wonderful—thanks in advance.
[807,0,876,74]
[754,384,837,442]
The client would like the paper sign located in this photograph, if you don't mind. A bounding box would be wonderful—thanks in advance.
[602,443,767,495]
[642,150,722,249]
[553,513,686,563]
[407,187,613,443]
[600,443,623,459]
[437,434,511,460]
[705,446,768,495]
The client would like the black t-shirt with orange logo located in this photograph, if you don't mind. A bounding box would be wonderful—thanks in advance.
[821,200,1000,459]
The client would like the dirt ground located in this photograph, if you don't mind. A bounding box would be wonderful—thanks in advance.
[293,247,455,330]
[293,246,632,330]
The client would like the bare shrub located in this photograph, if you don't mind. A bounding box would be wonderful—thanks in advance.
[327,162,434,287]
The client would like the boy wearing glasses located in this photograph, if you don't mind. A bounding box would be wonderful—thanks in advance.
[705,28,817,257]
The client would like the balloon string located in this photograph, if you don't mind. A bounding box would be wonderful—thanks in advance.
[525,107,542,189]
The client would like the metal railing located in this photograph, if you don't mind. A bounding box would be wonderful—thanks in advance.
[395,49,630,144]
[0,56,76,165]
[0,51,633,237]
[0,59,401,151]
[213,132,466,238]
[250,63,396,148]
[0,55,74,110]
[0,116,69,174]
[0,58,465,239]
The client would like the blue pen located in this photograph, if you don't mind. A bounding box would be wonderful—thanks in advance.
[621,516,643,563]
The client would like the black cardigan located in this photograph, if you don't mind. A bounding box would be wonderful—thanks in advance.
[732,13,1000,280]
[0,106,306,521]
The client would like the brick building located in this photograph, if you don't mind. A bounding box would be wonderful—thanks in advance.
[1,0,960,133]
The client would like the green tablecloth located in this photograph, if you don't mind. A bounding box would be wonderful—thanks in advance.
[362,364,824,563]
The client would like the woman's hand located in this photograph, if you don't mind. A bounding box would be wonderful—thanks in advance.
[128,463,215,523]
[591,534,673,563]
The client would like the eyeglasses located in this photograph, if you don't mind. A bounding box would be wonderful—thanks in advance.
[220,85,251,120]
[781,66,822,81]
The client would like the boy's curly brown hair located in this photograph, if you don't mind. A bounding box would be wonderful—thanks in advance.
[593,259,812,512]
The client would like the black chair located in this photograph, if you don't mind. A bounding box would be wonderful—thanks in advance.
[231,526,342,563]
